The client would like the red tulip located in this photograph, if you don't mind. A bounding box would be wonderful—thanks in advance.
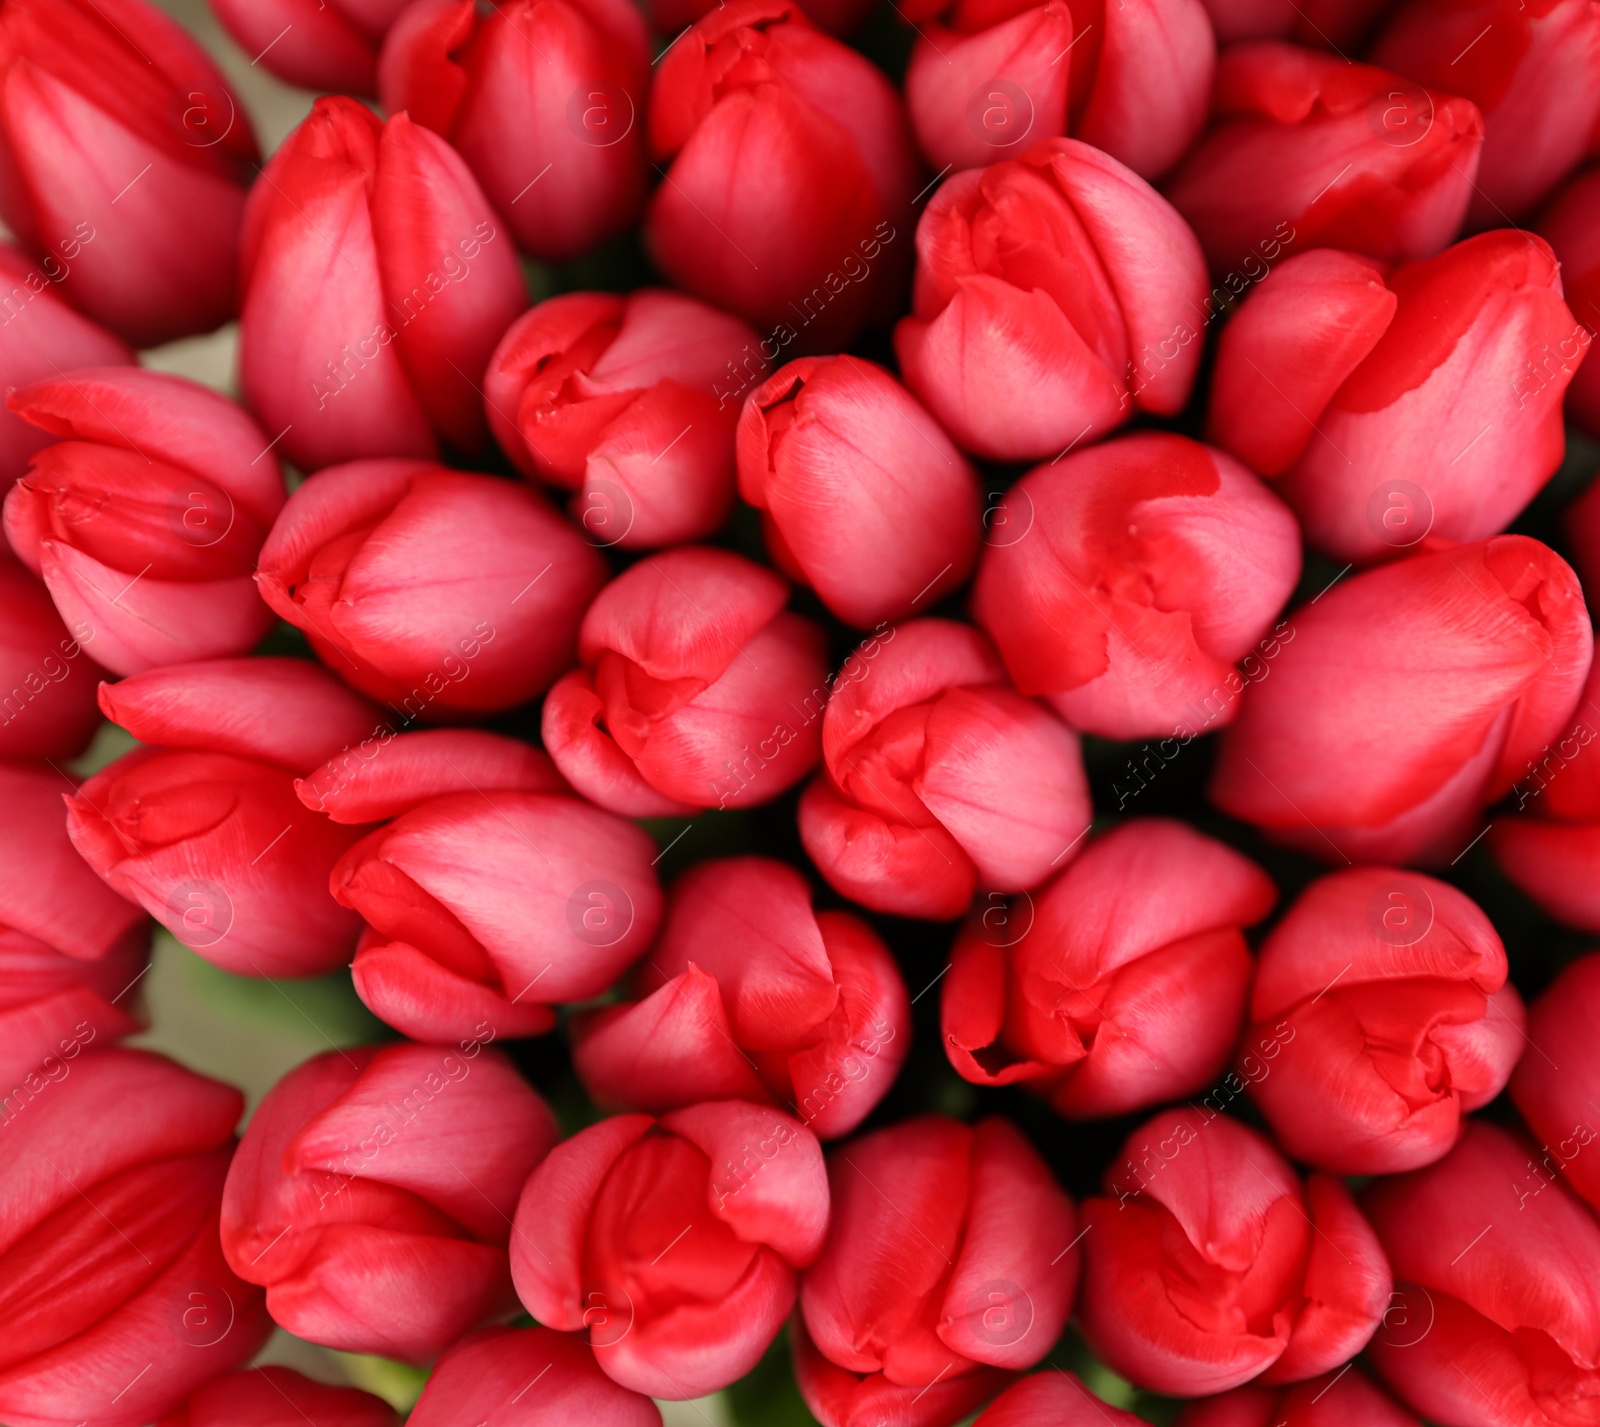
[1363,1120,1600,1426]
[1165,43,1483,274]
[893,140,1210,463]
[973,1374,1146,1426]
[238,97,527,473]
[1243,868,1523,1174]
[1371,0,1600,226]
[0,548,108,758]
[1208,236,1586,564]
[1197,0,1386,46]
[1211,536,1593,864]
[297,727,663,1045]
[206,0,411,95]
[970,433,1301,740]
[378,0,649,263]
[0,0,259,347]
[65,658,383,977]
[944,819,1275,1119]
[511,1102,830,1398]
[257,460,605,717]
[799,620,1091,920]
[645,0,874,32]
[736,357,981,626]
[1079,1109,1391,1396]
[4,368,286,674]
[541,546,828,814]
[1511,953,1600,1213]
[0,1047,269,1427]
[222,1042,558,1361]
[1537,164,1600,439]
[796,1115,1078,1427]
[155,1367,399,1427]
[571,857,909,1138]
[409,1326,661,1427]
[1176,1368,1422,1426]
[484,289,763,548]
[645,0,917,350]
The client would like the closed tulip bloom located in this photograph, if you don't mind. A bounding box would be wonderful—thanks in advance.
[297,727,663,1044]
[511,1101,830,1398]
[222,1042,558,1361]
[1511,954,1600,1211]
[944,819,1276,1119]
[1363,1120,1600,1425]
[1212,536,1592,864]
[0,549,106,758]
[893,140,1210,463]
[484,290,763,548]
[796,1115,1078,1427]
[541,547,828,815]
[4,369,286,674]
[1536,165,1600,439]
[206,0,410,95]
[1176,1368,1422,1426]
[0,1048,270,1427]
[239,97,527,473]
[737,357,981,625]
[1209,238,1586,564]
[646,0,874,32]
[1198,0,1386,46]
[1080,1110,1391,1396]
[257,461,605,717]
[156,1367,399,1427]
[379,0,648,263]
[0,0,259,347]
[646,0,917,350]
[1165,43,1483,274]
[974,1374,1146,1426]
[571,857,909,1138]
[971,433,1301,740]
[799,620,1091,920]
[65,658,383,977]
[1244,868,1523,1174]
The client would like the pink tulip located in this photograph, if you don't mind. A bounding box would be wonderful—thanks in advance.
[974,1374,1146,1427]
[4,368,286,673]
[256,460,605,718]
[238,97,527,473]
[484,289,763,548]
[0,548,107,758]
[571,857,909,1138]
[222,1042,558,1361]
[1511,953,1600,1212]
[541,546,828,814]
[736,357,982,626]
[1176,1369,1422,1426]
[1537,164,1600,438]
[156,1367,399,1427]
[296,727,663,1044]
[512,1102,830,1398]
[1197,0,1386,46]
[970,433,1301,740]
[0,1048,270,1427]
[0,0,259,347]
[65,658,383,977]
[379,0,649,262]
[206,0,411,95]
[796,1115,1078,1427]
[944,819,1276,1119]
[894,140,1210,463]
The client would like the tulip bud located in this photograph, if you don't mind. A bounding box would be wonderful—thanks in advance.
[1211,535,1593,864]
[257,460,605,717]
[222,1042,559,1361]
[646,0,874,31]
[1363,1121,1600,1425]
[1537,165,1600,439]
[974,1374,1146,1426]
[1208,236,1587,564]
[799,620,1090,919]
[645,0,917,350]
[737,357,981,625]
[541,546,828,814]
[296,728,663,1044]
[894,140,1210,463]
[1176,1369,1422,1426]
[206,0,410,95]
[512,1102,830,1398]
[1510,954,1600,1212]
[239,97,528,472]
[1080,1110,1391,1395]
[945,819,1275,1118]
[4,369,287,674]
[971,432,1301,740]
[155,1367,399,1427]
[1165,42,1484,273]
[66,658,384,977]
[1198,0,1386,46]
[485,290,764,548]
[572,857,909,1137]
[1244,868,1523,1174]
[0,549,108,758]
[0,1048,270,1427]
[903,0,1213,179]
[379,0,649,263]
[0,0,259,347]
[796,1115,1078,1427]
